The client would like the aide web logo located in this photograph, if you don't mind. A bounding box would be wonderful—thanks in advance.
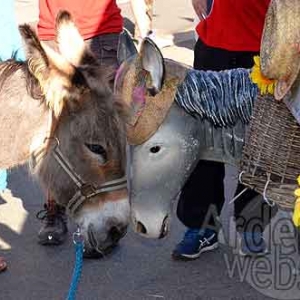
[224,215,300,299]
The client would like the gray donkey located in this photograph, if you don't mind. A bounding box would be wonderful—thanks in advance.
[0,11,129,257]
[116,37,259,239]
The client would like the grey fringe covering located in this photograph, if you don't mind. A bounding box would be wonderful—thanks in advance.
[174,68,258,127]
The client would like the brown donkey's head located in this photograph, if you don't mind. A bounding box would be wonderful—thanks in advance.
[20,11,129,256]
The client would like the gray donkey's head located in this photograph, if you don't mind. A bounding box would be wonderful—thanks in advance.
[117,38,255,239]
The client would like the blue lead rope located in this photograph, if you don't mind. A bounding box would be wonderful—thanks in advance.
[66,230,84,300]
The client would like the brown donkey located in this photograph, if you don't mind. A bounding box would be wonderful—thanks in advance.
[0,11,129,256]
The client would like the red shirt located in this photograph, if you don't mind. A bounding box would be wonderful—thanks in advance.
[196,0,271,52]
[38,0,123,40]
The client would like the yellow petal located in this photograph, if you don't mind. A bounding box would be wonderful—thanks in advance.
[293,208,300,227]
[250,56,276,96]
[295,188,300,197]
[293,198,300,226]
[253,56,260,67]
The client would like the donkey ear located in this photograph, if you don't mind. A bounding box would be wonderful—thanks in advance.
[19,24,77,117]
[139,37,165,94]
[19,24,75,76]
[55,10,95,66]
[19,24,49,66]
[117,29,138,65]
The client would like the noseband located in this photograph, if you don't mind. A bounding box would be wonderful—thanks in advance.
[31,137,127,218]
[52,142,127,217]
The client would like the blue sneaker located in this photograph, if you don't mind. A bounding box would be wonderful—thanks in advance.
[239,232,268,256]
[172,228,218,260]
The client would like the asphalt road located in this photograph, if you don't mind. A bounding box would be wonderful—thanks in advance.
[3,165,296,300]
[0,165,279,300]
[1,1,299,300]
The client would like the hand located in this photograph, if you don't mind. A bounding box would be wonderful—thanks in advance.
[192,0,208,21]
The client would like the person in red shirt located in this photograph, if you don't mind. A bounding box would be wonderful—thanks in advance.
[38,0,123,68]
[173,0,277,260]
[36,0,124,250]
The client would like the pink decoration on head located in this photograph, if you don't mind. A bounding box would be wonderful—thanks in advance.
[132,86,146,104]
[128,86,146,126]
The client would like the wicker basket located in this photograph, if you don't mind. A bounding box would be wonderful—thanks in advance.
[239,95,300,211]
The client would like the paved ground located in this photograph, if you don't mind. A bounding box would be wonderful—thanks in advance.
[1,1,300,300]
[2,166,285,300]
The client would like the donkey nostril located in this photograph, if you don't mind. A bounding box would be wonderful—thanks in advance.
[159,215,169,238]
[110,226,121,242]
[136,221,147,234]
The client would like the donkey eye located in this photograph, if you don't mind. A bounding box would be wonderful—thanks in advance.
[150,146,161,154]
[85,144,107,163]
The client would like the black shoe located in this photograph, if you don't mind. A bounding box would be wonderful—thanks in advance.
[36,204,68,245]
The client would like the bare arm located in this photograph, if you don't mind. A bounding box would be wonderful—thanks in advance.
[130,0,152,38]
[192,0,208,21]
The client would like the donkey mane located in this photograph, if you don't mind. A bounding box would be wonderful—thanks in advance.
[175,68,258,127]
[0,59,43,100]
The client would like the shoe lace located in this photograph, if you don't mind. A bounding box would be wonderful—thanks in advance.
[199,237,209,248]
[36,209,55,226]
[199,233,215,247]
[36,204,65,226]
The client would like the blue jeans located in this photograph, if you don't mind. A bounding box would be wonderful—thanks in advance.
[0,170,7,192]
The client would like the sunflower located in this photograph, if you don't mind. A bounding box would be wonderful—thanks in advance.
[250,56,277,95]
